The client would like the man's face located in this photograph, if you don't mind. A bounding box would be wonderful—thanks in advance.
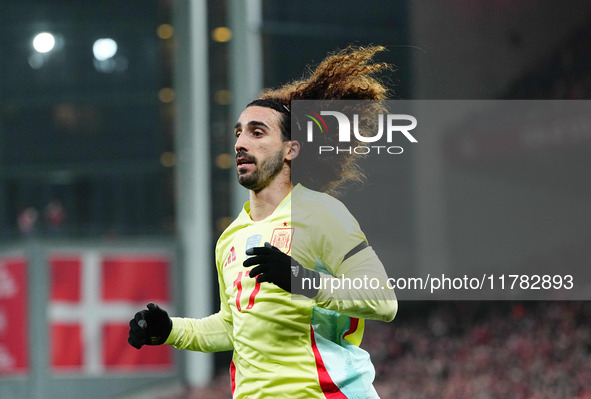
[234,106,288,191]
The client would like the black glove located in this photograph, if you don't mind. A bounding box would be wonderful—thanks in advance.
[243,242,320,297]
[128,303,173,349]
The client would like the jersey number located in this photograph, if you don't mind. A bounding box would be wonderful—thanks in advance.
[233,270,261,311]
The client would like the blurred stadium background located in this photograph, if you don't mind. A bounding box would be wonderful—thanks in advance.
[1,0,590,398]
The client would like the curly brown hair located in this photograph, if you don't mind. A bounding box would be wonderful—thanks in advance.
[247,45,391,195]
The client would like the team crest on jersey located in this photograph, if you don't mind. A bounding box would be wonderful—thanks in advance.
[270,228,294,254]
[223,246,236,268]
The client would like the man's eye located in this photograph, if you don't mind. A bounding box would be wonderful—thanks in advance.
[235,131,241,138]
[253,131,263,137]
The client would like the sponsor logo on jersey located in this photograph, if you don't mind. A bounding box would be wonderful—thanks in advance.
[223,246,236,268]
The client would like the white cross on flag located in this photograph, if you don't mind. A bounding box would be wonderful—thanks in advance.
[49,251,174,374]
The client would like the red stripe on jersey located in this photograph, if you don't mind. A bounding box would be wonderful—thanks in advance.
[310,326,348,398]
[342,318,359,339]
[230,359,236,395]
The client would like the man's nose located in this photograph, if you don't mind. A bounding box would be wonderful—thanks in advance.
[235,134,247,153]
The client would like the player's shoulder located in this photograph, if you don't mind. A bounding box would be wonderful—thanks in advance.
[296,185,343,207]
[294,185,358,227]
[216,208,251,248]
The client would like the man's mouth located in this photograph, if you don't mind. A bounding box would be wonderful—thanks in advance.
[236,154,255,166]
[236,156,256,170]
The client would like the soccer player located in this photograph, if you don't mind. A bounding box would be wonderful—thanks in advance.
[129,46,397,398]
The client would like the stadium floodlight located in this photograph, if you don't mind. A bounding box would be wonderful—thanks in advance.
[33,32,56,53]
[93,38,118,61]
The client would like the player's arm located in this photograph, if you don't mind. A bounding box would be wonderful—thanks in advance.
[164,265,234,352]
[165,311,233,352]
[312,242,397,322]
[307,200,397,321]
[244,242,397,322]
[129,260,234,352]
[128,304,234,352]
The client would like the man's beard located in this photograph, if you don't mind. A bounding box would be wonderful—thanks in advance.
[237,148,285,191]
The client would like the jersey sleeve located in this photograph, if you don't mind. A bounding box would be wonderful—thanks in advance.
[313,246,397,322]
[314,198,368,271]
[304,196,397,322]
[164,247,235,352]
[164,311,233,352]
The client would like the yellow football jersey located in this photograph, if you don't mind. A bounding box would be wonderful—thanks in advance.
[166,184,397,398]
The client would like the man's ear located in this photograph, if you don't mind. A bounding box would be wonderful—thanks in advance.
[285,140,300,161]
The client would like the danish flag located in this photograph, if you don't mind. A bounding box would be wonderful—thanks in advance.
[0,256,28,375]
[49,251,174,374]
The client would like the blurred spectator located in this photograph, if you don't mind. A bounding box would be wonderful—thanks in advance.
[17,207,39,236]
[44,199,66,234]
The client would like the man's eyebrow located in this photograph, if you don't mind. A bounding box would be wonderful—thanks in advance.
[234,121,269,130]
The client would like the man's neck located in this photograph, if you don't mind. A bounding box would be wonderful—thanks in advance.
[248,172,292,221]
